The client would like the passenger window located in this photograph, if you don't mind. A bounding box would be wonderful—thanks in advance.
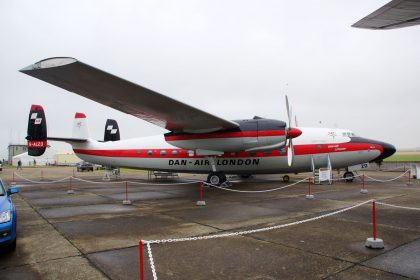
[171,150,177,156]
[160,150,166,156]
[147,150,153,156]
[188,150,194,157]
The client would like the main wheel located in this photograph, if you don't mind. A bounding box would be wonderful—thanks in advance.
[283,175,290,183]
[343,171,354,182]
[207,172,227,186]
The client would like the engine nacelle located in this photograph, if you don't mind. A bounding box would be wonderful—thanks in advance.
[165,118,287,153]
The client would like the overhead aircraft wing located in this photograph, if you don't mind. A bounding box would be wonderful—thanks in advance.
[20,57,239,133]
[352,0,420,30]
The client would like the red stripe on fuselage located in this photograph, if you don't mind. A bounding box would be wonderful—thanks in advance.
[73,143,383,159]
[164,130,285,141]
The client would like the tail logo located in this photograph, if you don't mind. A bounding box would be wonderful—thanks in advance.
[106,125,118,135]
[31,112,43,125]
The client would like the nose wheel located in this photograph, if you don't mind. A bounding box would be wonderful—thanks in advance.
[207,172,227,186]
[343,171,354,182]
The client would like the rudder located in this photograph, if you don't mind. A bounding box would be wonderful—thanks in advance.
[72,112,89,139]
[104,119,120,141]
[26,105,47,156]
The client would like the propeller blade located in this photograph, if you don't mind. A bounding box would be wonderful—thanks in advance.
[287,140,294,167]
[285,95,291,129]
[294,115,299,127]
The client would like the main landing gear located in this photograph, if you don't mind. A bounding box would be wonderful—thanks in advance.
[343,171,354,182]
[207,172,227,186]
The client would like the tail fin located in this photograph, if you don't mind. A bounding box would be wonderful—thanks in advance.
[104,119,120,141]
[72,112,89,139]
[26,105,47,156]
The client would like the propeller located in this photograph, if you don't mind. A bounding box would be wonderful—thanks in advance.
[285,96,302,167]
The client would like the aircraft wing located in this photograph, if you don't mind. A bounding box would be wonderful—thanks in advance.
[352,0,420,30]
[20,57,239,133]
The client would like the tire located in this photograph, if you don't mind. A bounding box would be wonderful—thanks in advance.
[9,238,16,251]
[343,171,354,182]
[283,175,290,183]
[207,172,227,186]
[240,174,252,179]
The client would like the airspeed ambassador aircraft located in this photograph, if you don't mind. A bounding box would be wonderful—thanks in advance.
[21,57,396,185]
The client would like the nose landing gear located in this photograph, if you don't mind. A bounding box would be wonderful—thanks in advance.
[343,171,354,182]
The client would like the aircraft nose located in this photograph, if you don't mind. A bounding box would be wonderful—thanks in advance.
[379,142,396,161]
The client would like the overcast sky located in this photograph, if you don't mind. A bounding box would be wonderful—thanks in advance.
[1,0,419,159]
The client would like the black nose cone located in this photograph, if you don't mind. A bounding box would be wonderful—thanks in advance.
[379,142,396,161]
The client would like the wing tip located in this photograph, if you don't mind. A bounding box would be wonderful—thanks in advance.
[20,57,77,72]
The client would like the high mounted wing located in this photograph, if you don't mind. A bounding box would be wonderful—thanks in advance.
[20,57,239,134]
[352,0,420,30]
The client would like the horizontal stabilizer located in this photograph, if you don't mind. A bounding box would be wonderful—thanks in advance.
[47,136,87,143]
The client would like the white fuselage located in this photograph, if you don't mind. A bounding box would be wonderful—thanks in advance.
[70,127,382,174]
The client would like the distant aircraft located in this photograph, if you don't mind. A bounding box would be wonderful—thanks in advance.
[353,0,420,30]
[22,58,395,185]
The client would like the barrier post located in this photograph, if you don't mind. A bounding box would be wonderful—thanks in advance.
[139,240,145,280]
[306,177,314,199]
[365,200,384,249]
[360,174,368,194]
[407,169,412,185]
[67,176,74,194]
[196,180,206,206]
[123,181,132,205]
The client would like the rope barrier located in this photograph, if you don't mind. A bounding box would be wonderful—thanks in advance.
[141,199,373,280]
[71,176,122,185]
[364,169,411,183]
[376,201,420,211]
[146,242,158,280]
[146,199,373,244]
[140,197,420,279]
[12,172,201,186]
[13,172,72,184]
[203,177,310,193]
[12,169,414,195]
